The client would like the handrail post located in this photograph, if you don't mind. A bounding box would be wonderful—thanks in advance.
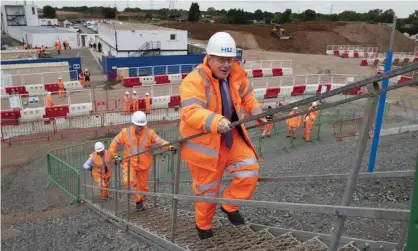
[170,147,181,242]
[328,82,380,250]
[113,160,120,216]
[153,154,157,208]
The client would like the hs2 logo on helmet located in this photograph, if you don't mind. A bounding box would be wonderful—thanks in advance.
[221,47,233,53]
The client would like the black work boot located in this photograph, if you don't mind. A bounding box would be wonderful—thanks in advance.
[221,207,245,225]
[195,225,214,240]
[136,201,145,211]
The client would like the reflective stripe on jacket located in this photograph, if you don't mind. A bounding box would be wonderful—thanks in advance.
[179,56,262,171]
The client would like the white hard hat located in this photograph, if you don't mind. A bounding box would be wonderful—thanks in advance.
[125,91,129,95]
[131,111,147,126]
[293,107,298,110]
[59,77,62,79]
[312,102,318,106]
[145,93,149,96]
[206,32,237,57]
[94,142,105,152]
[85,69,88,71]
[47,91,52,95]
[133,90,137,94]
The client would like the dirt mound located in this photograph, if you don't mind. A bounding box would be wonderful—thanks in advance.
[333,23,416,52]
[160,21,417,54]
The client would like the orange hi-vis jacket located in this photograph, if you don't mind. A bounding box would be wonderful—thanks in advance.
[109,126,170,170]
[90,150,112,179]
[179,56,262,171]
[286,111,301,128]
[124,95,131,103]
[307,105,317,121]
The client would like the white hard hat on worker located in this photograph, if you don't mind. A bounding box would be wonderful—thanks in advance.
[131,111,147,133]
[94,142,105,152]
[206,32,237,79]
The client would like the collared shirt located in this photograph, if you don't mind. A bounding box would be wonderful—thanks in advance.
[219,78,234,120]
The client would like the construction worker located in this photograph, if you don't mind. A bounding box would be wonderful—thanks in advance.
[303,113,314,142]
[55,41,61,55]
[57,77,65,97]
[145,93,151,114]
[78,71,85,87]
[46,92,54,107]
[286,107,301,138]
[23,42,28,50]
[132,90,139,111]
[109,111,176,210]
[84,69,91,87]
[308,102,318,121]
[123,91,132,114]
[82,142,112,200]
[261,106,274,138]
[179,31,267,240]
[65,40,70,50]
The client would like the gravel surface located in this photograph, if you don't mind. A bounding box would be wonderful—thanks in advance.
[1,210,156,251]
[154,132,417,243]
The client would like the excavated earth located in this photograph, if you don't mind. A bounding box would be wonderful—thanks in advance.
[159,20,417,54]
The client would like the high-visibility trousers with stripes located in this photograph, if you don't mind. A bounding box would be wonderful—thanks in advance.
[187,129,260,230]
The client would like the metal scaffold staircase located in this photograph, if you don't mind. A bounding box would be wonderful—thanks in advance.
[47,62,418,251]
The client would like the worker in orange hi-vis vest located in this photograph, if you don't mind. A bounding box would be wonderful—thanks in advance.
[132,91,139,111]
[286,107,301,138]
[178,32,268,240]
[308,102,318,122]
[82,142,112,201]
[303,113,315,142]
[78,71,85,87]
[261,106,274,138]
[55,41,61,55]
[145,93,151,114]
[84,69,91,87]
[46,92,54,107]
[109,111,176,211]
[57,77,66,97]
[65,40,70,50]
[123,91,132,114]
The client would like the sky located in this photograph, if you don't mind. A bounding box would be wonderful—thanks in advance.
[5,0,418,18]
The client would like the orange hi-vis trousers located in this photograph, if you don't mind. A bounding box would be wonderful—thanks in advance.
[187,129,260,230]
[92,169,111,200]
[122,163,149,204]
[286,127,297,138]
[262,124,273,137]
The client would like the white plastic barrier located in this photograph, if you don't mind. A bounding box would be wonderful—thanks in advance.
[253,88,267,99]
[168,74,182,83]
[26,84,45,95]
[330,84,345,90]
[64,81,83,90]
[304,84,318,95]
[279,86,293,97]
[282,68,293,76]
[1,87,9,98]
[68,102,93,116]
[152,95,170,109]
[20,107,45,121]
[140,76,156,86]
[245,69,253,78]
[261,68,273,77]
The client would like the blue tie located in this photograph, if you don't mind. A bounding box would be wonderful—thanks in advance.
[220,79,233,149]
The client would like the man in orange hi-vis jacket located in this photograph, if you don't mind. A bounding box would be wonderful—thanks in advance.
[132,91,139,111]
[123,91,132,114]
[286,107,301,138]
[57,77,65,97]
[304,113,315,142]
[109,111,176,211]
[145,93,151,114]
[179,31,268,240]
[46,92,54,107]
[82,142,112,200]
[261,106,274,138]
[78,71,85,87]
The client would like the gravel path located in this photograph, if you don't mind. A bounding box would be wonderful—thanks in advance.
[155,132,417,243]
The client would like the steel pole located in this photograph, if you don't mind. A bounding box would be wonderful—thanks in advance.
[328,82,380,250]
[368,16,397,172]
[170,148,181,242]
[405,150,418,251]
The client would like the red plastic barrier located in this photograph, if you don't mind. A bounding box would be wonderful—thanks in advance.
[1,109,21,125]
[341,52,349,58]
[181,73,189,79]
[354,52,359,58]
[398,76,412,84]
[291,85,307,96]
[333,50,339,56]
[252,69,263,78]
[360,59,368,66]
[345,88,361,95]
[264,87,280,99]
[414,58,418,63]
[404,58,410,64]
[315,85,323,94]
[5,86,28,95]
[44,83,59,92]
[155,75,170,84]
[272,68,283,76]
[44,105,70,119]
[123,77,141,87]
[168,95,181,108]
